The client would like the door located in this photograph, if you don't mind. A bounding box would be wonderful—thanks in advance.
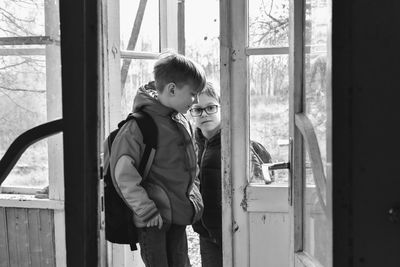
[220,0,292,266]
[289,0,332,266]
[220,0,331,266]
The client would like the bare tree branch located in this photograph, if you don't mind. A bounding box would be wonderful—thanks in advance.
[1,11,34,35]
[0,58,31,70]
[0,88,36,113]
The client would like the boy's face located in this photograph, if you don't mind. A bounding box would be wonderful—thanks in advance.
[191,94,221,135]
[169,83,199,114]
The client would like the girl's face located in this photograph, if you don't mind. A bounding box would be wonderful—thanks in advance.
[191,94,221,138]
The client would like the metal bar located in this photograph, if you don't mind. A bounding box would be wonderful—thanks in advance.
[266,162,290,171]
[120,50,160,60]
[0,36,59,46]
[0,119,63,185]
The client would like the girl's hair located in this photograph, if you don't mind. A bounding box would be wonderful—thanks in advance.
[199,81,220,103]
[153,52,206,93]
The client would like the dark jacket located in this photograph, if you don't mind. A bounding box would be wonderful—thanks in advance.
[192,128,222,240]
[192,128,273,240]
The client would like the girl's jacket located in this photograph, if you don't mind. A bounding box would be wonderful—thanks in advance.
[109,82,203,227]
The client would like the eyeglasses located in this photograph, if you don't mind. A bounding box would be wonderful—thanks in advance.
[189,105,219,117]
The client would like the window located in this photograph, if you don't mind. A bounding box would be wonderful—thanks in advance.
[185,0,220,83]
[248,0,290,184]
[0,0,63,195]
[119,0,159,118]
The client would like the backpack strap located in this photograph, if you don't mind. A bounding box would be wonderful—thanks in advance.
[109,111,157,180]
[129,111,157,180]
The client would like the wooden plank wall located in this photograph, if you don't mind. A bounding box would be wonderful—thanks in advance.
[0,207,55,267]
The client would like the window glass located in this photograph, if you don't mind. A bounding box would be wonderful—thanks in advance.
[249,0,289,48]
[304,0,329,167]
[0,0,62,190]
[185,0,220,83]
[121,59,156,118]
[304,149,331,266]
[0,0,45,37]
[303,0,331,265]
[120,0,159,52]
[249,55,289,184]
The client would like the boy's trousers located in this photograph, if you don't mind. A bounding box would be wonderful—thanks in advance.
[199,230,222,267]
[138,223,191,267]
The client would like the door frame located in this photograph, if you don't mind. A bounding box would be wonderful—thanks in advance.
[59,0,101,265]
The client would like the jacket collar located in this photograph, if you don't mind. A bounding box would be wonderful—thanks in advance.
[133,81,177,117]
[195,128,221,144]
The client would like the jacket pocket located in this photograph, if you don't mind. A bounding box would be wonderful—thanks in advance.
[144,183,172,224]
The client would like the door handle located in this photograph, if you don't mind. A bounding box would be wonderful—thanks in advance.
[262,138,293,205]
[262,162,290,184]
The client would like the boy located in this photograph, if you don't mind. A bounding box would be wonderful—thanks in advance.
[190,82,272,267]
[110,53,205,267]
[190,82,223,267]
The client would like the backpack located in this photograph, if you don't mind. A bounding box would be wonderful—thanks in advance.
[103,111,157,251]
[250,140,274,184]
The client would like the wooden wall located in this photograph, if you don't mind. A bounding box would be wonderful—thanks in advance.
[0,207,55,267]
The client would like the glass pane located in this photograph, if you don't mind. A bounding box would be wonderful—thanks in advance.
[185,0,220,82]
[2,139,49,188]
[304,149,331,266]
[120,0,159,52]
[249,0,289,48]
[303,0,331,265]
[304,0,329,178]
[0,0,63,190]
[0,0,45,37]
[249,55,289,184]
[121,59,156,118]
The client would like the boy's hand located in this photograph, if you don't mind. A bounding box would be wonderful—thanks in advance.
[146,214,163,229]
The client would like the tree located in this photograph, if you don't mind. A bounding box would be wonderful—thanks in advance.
[0,0,46,151]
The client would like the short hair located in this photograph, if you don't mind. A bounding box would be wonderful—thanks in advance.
[153,52,206,93]
[199,81,220,103]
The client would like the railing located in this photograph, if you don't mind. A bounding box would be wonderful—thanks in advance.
[0,119,63,186]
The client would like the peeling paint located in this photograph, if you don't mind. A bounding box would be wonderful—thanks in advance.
[111,45,118,58]
[231,49,237,61]
[240,184,248,211]
[240,197,247,211]
[232,221,239,233]
[261,214,266,224]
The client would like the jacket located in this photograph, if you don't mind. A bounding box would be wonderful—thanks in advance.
[110,82,203,227]
[192,128,273,239]
[192,128,222,239]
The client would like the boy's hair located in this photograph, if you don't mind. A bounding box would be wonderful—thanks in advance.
[199,81,220,103]
[153,52,206,93]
